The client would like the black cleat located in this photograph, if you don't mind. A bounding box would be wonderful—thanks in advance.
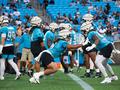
[95,72,102,78]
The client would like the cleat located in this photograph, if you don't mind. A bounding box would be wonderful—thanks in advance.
[110,75,118,81]
[33,73,40,84]
[29,77,37,84]
[0,76,4,80]
[15,73,21,80]
[100,77,111,84]
[84,72,91,78]
[90,69,94,75]
[95,72,102,78]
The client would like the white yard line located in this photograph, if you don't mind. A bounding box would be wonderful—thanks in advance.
[67,73,94,90]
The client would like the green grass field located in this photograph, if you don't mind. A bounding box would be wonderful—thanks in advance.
[0,65,120,90]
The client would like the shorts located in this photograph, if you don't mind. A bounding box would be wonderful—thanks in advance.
[41,52,54,68]
[99,43,113,58]
[31,41,43,57]
[2,46,15,54]
[82,43,97,54]
[2,46,15,59]
[21,48,33,62]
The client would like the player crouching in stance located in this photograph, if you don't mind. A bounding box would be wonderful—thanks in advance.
[81,21,118,84]
[29,29,83,84]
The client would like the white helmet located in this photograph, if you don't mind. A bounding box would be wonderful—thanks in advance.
[59,23,66,30]
[81,21,93,32]
[65,23,72,30]
[0,16,3,24]
[82,14,93,22]
[49,22,58,32]
[31,16,42,26]
[1,16,9,24]
[59,29,71,39]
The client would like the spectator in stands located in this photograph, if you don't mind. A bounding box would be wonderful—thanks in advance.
[107,15,115,25]
[88,3,94,12]
[13,8,20,17]
[69,0,76,6]
[73,11,81,25]
[80,0,88,6]
[23,0,30,4]
[63,13,70,23]
[113,11,120,20]
[56,12,64,24]
[115,0,120,7]
[49,0,55,5]
[68,13,73,24]
[42,0,49,16]
[104,3,111,15]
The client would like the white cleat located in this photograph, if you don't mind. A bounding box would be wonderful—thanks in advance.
[110,75,118,81]
[33,73,40,84]
[15,73,21,80]
[29,77,37,84]
[0,76,4,80]
[100,77,111,84]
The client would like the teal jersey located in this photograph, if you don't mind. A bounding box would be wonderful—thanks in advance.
[31,28,44,42]
[48,40,68,58]
[44,31,55,49]
[14,36,24,53]
[20,32,31,48]
[87,30,110,50]
[1,26,16,46]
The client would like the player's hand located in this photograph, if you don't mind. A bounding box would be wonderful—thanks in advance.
[86,44,96,51]
[78,48,83,52]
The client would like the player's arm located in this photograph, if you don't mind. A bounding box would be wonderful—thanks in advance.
[0,33,6,54]
[92,35,99,46]
[67,44,82,50]
[86,35,99,51]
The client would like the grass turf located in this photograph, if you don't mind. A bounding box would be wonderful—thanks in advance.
[0,65,120,90]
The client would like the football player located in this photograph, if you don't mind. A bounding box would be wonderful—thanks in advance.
[29,29,82,84]
[0,17,21,80]
[81,21,118,83]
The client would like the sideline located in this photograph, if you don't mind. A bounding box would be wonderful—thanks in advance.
[67,73,94,90]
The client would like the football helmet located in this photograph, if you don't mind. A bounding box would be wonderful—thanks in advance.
[31,16,42,26]
[81,21,93,32]
[49,22,58,32]
[59,29,71,39]
[82,14,93,22]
